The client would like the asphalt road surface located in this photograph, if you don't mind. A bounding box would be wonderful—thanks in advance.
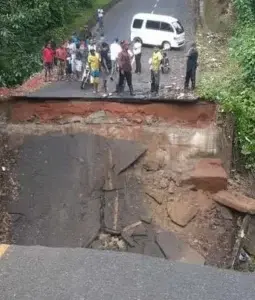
[1,246,255,300]
[29,0,195,98]
[8,133,147,248]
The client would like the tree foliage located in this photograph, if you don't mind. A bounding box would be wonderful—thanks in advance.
[198,0,255,171]
[0,0,93,87]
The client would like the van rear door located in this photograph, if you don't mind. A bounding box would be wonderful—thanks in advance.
[171,21,185,43]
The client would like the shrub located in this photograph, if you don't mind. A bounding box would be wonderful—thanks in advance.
[198,0,255,171]
[0,0,100,87]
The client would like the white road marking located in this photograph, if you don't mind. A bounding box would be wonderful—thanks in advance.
[151,0,159,13]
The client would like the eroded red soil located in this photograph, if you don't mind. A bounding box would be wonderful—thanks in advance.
[11,101,216,127]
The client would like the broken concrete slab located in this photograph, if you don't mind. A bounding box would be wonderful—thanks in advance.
[121,232,135,247]
[104,189,122,232]
[102,168,124,191]
[140,212,152,224]
[182,159,228,193]
[104,173,146,232]
[109,139,147,175]
[122,221,142,236]
[168,201,198,227]
[9,134,104,248]
[143,240,165,258]
[213,190,255,214]
[132,223,147,237]
[156,231,205,265]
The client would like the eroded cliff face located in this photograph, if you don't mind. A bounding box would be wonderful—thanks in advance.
[203,0,235,32]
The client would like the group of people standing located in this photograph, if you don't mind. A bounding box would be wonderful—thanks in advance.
[42,12,198,95]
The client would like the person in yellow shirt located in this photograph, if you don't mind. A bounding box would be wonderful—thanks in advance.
[88,49,101,93]
[149,47,163,95]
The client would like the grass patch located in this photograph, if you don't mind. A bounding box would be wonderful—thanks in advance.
[196,11,255,172]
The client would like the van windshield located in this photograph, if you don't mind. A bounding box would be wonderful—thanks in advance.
[172,21,184,34]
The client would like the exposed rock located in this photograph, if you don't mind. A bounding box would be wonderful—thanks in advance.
[213,190,255,214]
[143,157,161,171]
[168,200,198,227]
[96,233,127,251]
[159,178,169,189]
[217,205,233,220]
[132,117,143,124]
[85,110,107,123]
[143,151,165,171]
[156,231,205,264]
[182,158,227,193]
[145,115,156,125]
[168,180,176,194]
[145,188,166,204]
[244,218,255,256]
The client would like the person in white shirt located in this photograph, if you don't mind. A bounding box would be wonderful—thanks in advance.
[67,39,77,73]
[133,38,142,74]
[97,8,104,33]
[110,38,122,77]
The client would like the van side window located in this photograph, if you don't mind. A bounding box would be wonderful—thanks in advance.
[160,22,174,32]
[133,19,143,29]
[146,20,160,30]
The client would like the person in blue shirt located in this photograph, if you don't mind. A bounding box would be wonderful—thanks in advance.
[71,32,80,47]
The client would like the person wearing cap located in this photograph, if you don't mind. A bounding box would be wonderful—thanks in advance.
[117,41,135,96]
[149,47,163,95]
[184,42,198,90]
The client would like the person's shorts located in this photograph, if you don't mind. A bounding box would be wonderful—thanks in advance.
[44,62,52,70]
[90,69,100,83]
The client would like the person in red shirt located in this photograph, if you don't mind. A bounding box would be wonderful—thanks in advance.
[42,42,54,81]
[56,44,67,80]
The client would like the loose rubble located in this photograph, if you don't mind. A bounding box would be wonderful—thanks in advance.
[213,190,255,214]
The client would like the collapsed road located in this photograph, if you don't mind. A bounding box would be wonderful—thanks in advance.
[0,99,239,268]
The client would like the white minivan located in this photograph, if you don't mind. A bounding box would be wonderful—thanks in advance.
[130,13,185,50]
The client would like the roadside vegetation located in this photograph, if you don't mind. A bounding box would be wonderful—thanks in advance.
[197,0,255,172]
[0,0,110,88]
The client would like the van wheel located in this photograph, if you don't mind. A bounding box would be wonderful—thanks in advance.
[162,41,171,50]
[133,37,143,44]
